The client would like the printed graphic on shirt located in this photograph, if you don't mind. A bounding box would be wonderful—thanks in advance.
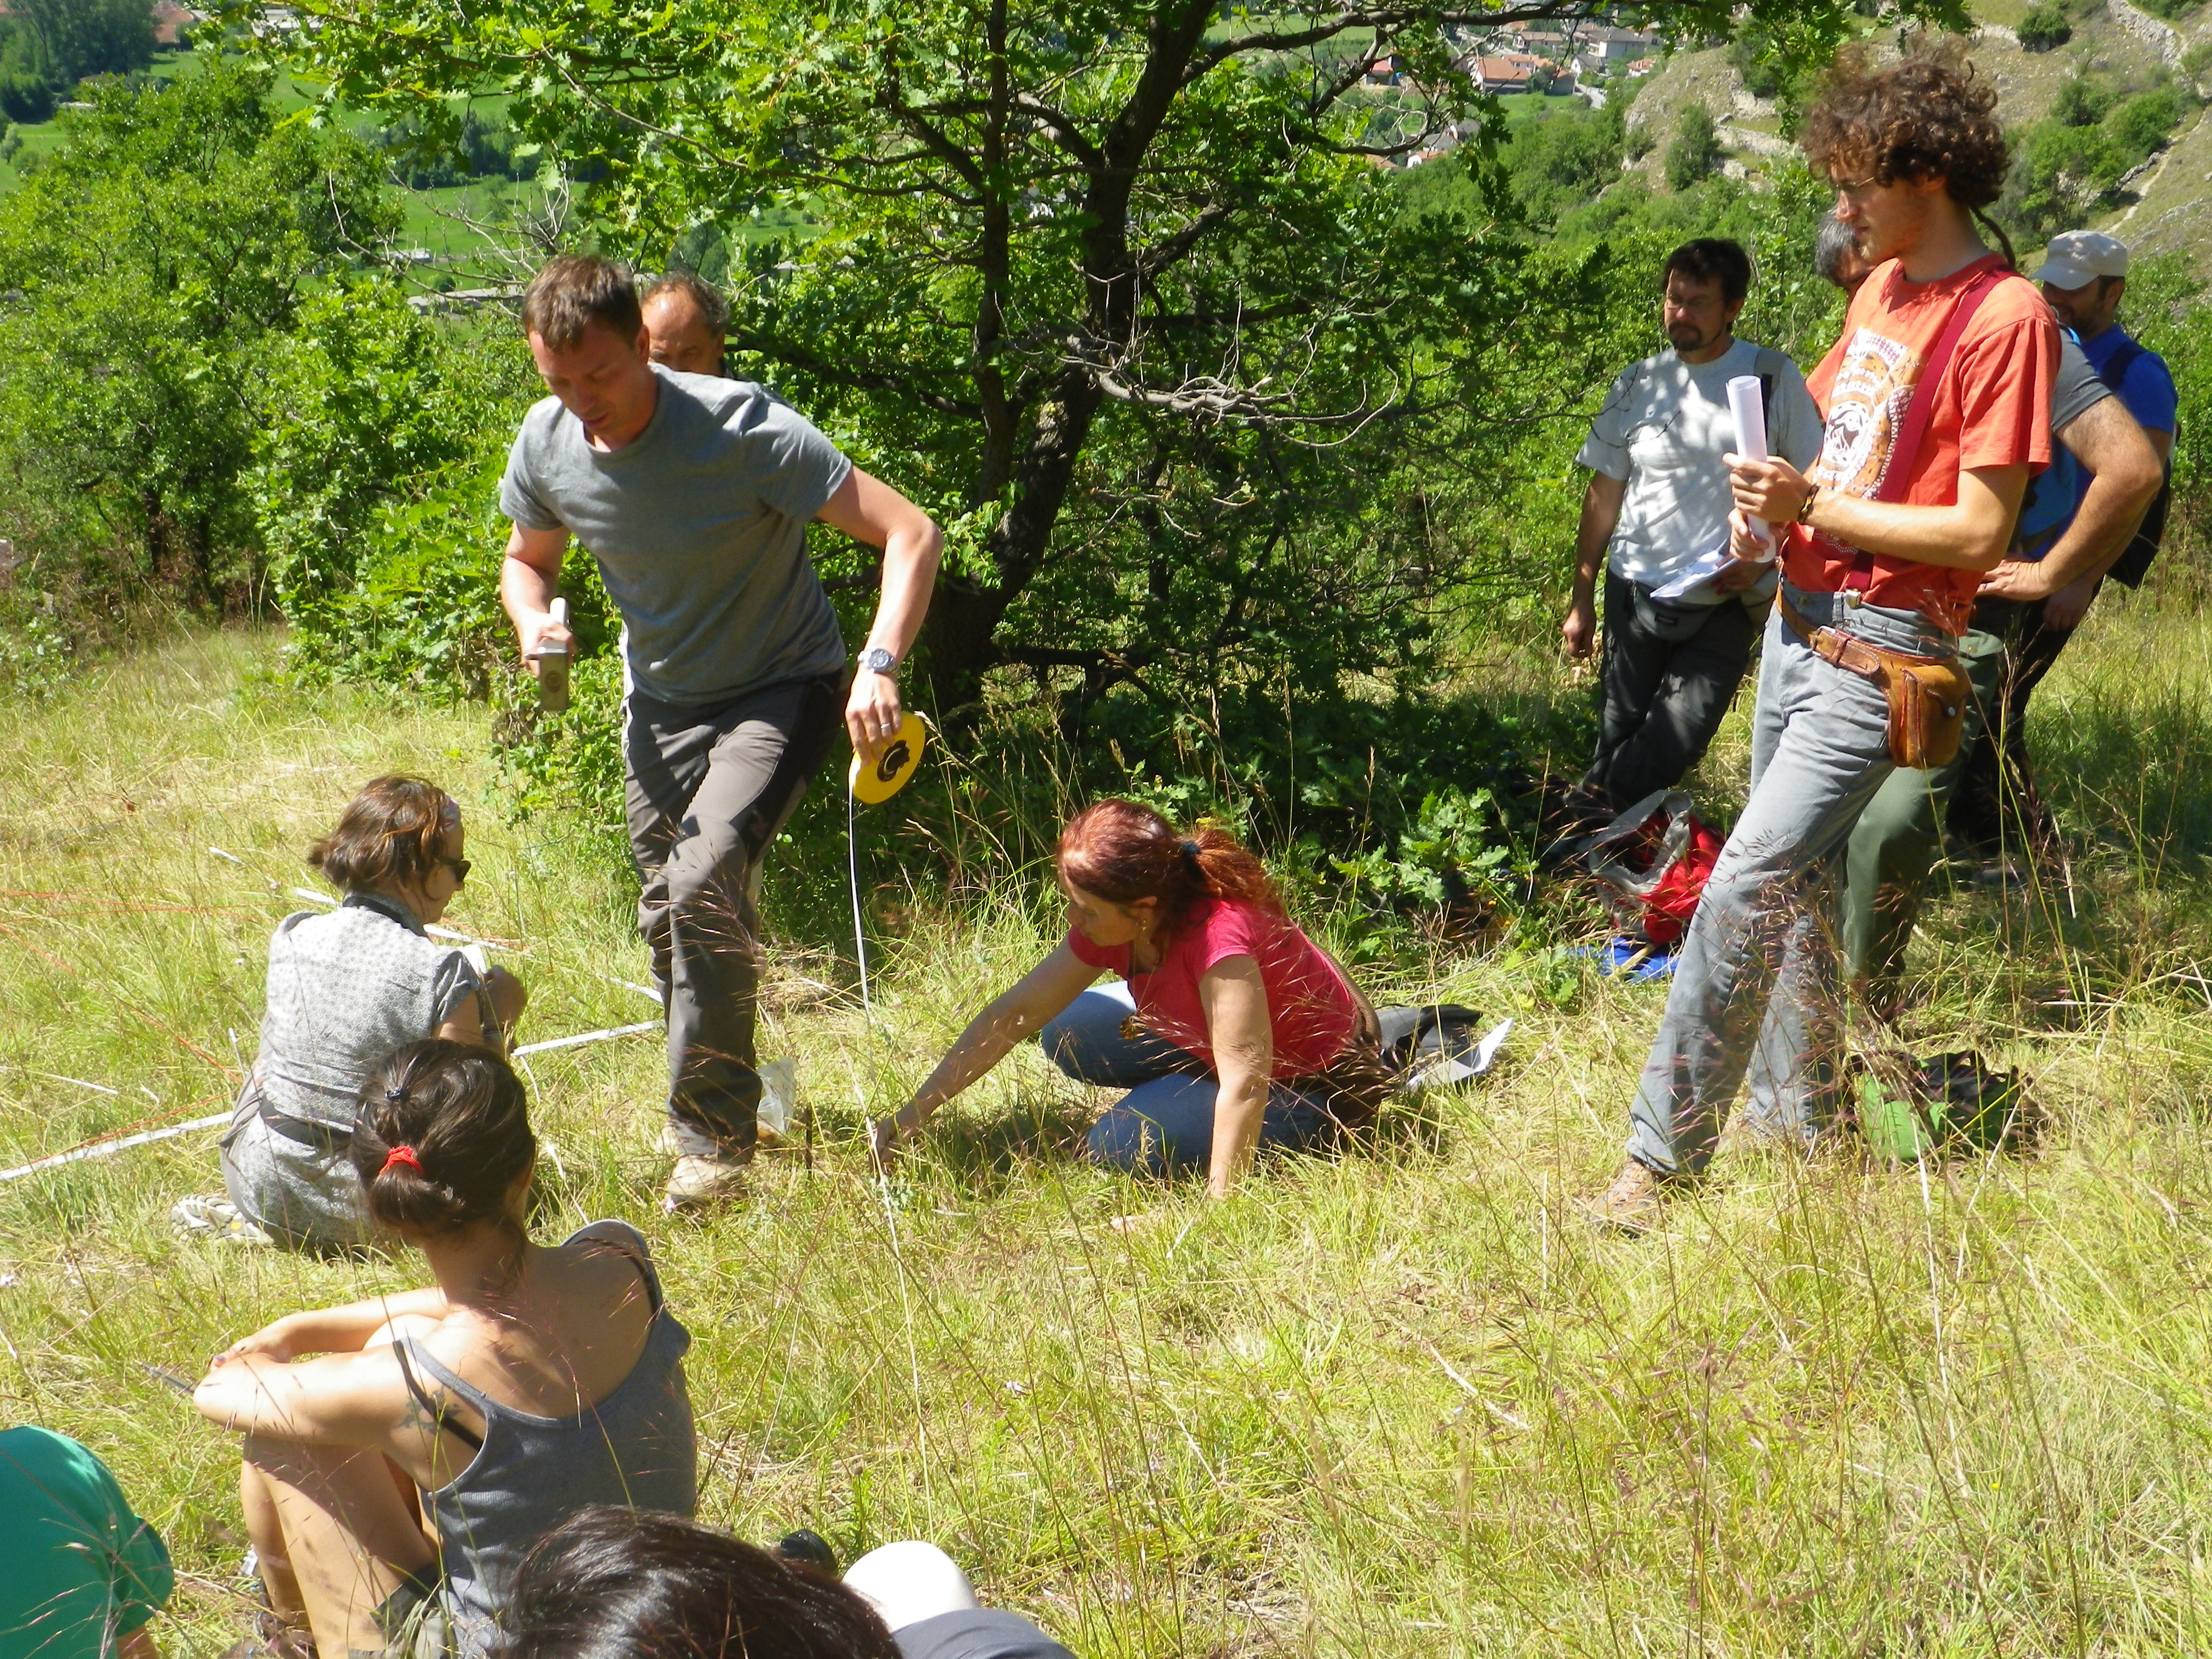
[1811,324,1921,500]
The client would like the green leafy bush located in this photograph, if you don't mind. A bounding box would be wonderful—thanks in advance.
[2001,79,2190,239]
[2016,4,2072,52]
[1665,105,1722,192]
[0,59,395,605]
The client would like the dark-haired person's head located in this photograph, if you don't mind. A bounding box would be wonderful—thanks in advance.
[642,272,730,378]
[504,1507,900,1659]
[1813,212,1873,295]
[1800,42,2013,270]
[521,254,659,446]
[1054,800,1281,952]
[1659,239,1749,362]
[351,1039,536,1241]
[308,775,469,926]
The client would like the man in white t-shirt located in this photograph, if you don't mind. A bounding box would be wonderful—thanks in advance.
[1558,239,1823,826]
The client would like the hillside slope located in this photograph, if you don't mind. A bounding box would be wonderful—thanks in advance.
[1618,2,2212,279]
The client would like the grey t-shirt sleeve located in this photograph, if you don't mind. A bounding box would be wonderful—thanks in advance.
[741,396,856,524]
[428,950,486,1031]
[2052,333,2111,433]
[499,409,566,532]
[1574,366,1637,480]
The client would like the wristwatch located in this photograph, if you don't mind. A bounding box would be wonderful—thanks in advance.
[860,646,899,677]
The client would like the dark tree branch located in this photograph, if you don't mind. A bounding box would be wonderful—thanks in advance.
[729,327,983,417]
[1013,91,1103,172]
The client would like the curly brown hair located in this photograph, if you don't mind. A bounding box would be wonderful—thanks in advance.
[1800,41,2011,210]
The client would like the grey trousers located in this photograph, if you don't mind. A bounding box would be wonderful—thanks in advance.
[625,673,845,1154]
[1583,571,1766,811]
[1840,625,2007,1002]
[1626,584,1958,1177]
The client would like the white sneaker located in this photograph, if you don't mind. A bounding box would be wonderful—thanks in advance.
[171,1195,272,1246]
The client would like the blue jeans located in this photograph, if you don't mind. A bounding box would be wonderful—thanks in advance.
[1627,584,1958,1177]
[1040,984,1340,1176]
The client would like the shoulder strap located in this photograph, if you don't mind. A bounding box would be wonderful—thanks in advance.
[2094,336,2145,395]
[394,1338,486,1453]
[1845,261,2009,591]
[1750,346,1787,413]
[1872,262,2009,507]
[570,1218,665,1315]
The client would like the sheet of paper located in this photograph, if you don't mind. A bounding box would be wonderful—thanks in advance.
[1648,546,1736,602]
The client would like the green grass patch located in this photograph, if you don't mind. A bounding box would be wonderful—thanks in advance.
[7,608,2212,1653]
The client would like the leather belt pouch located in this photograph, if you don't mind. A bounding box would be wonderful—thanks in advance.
[1781,596,1970,770]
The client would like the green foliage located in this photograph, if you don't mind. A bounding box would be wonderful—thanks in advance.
[2000,77,2191,240]
[0,59,397,603]
[2121,254,2210,540]
[1499,96,1629,226]
[1664,103,1722,192]
[267,0,1974,734]
[8,0,154,89]
[0,21,56,121]
[370,107,533,189]
[2015,3,2073,52]
[1325,785,1519,954]
[250,288,536,618]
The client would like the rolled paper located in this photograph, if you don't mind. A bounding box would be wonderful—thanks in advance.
[1727,373,1775,557]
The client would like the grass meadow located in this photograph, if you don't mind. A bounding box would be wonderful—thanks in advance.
[5,596,2212,1657]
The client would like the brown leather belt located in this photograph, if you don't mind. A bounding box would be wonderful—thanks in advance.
[1778,594,1949,680]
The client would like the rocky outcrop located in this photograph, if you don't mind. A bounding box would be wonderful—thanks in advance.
[2103,0,2183,69]
[1717,122,1795,159]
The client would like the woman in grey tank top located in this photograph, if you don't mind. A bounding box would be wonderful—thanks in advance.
[193,1041,695,1659]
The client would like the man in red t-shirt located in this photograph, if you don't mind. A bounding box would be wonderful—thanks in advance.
[1587,45,2059,1232]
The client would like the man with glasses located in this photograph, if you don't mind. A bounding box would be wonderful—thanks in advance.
[1556,239,1821,834]
[1585,45,2059,1231]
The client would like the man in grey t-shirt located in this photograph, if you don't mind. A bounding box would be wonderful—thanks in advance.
[499,255,943,1211]
[1555,239,1822,833]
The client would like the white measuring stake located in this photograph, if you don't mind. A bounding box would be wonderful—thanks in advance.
[0,1114,232,1184]
[1727,375,1775,557]
[848,780,872,1020]
[511,1021,661,1058]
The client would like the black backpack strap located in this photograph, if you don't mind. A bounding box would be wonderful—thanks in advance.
[2094,336,2146,396]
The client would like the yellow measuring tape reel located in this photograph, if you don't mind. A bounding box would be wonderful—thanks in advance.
[848,711,926,805]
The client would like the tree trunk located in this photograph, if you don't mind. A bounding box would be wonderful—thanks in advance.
[917,371,1103,722]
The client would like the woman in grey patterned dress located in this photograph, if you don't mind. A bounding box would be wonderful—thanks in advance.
[206,776,527,1251]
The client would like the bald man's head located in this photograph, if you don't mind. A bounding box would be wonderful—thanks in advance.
[642,273,729,378]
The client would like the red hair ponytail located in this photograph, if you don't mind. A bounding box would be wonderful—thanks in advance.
[1056,800,1281,936]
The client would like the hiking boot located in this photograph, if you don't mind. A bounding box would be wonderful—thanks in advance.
[1580,1159,1670,1236]
[663,1149,753,1212]
[172,1195,272,1247]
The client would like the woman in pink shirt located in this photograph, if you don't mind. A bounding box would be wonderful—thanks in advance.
[870,801,1386,1194]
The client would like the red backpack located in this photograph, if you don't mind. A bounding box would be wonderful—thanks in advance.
[1580,789,1721,949]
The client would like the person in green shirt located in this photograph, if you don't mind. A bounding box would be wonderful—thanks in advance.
[0,1426,173,1659]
